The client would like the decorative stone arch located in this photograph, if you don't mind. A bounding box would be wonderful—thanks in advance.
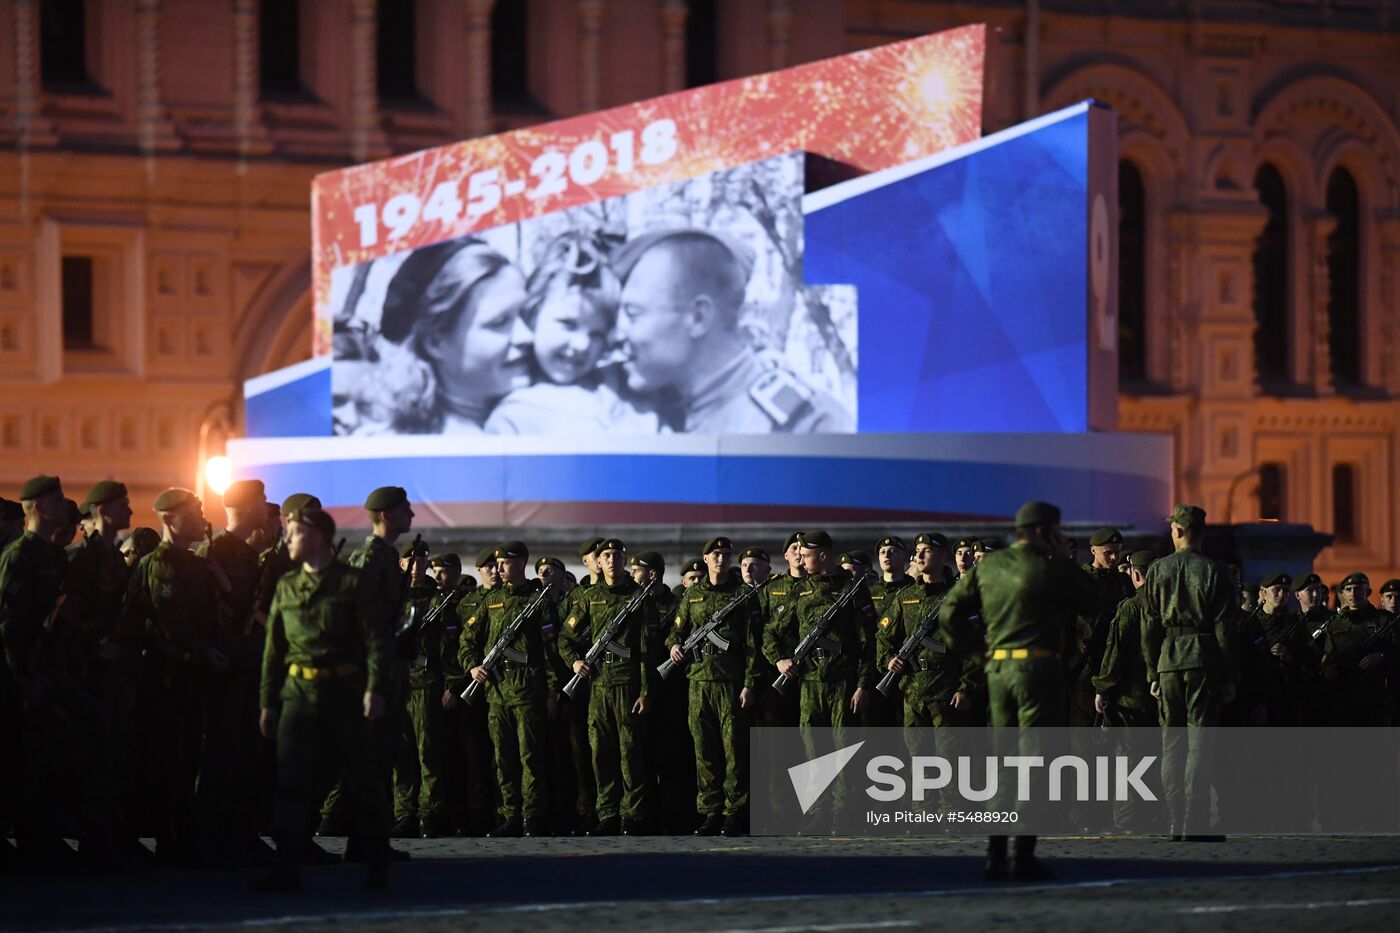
[1252,134,1318,387]
[1043,62,1189,389]
[231,259,314,431]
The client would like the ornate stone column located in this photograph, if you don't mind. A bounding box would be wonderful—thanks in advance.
[464,0,495,138]
[349,0,379,161]
[658,0,687,93]
[768,0,794,71]
[1375,215,1400,394]
[578,0,604,113]
[1304,212,1337,395]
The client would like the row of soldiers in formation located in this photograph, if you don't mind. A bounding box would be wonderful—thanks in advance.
[1,477,1396,888]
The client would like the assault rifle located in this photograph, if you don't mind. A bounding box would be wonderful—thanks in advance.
[563,579,658,699]
[772,575,867,696]
[656,582,762,680]
[875,592,948,698]
[460,583,553,704]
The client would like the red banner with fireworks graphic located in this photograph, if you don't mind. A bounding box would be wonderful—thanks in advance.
[311,25,985,354]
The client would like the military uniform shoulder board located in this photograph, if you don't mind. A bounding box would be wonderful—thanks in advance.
[902,598,921,605]
[749,366,814,428]
[488,602,505,610]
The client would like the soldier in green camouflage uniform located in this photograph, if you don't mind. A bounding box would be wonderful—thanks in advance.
[1,476,89,872]
[1140,504,1239,839]
[636,551,695,834]
[123,487,231,866]
[666,537,765,836]
[1322,572,1393,727]
[459,541,560,836]
[441,548,499,835]
[558,539,659,835]
[867,536,915,729]
[251,507,392,892]
[941,500,1098,880]
[1091,550,1162,831]
[551,538,604,834]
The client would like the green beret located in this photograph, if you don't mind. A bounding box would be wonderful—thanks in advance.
[81,480,128,511]
[461,574,478,591]
[0,498,21,522]
[629,551,665,571]
[1014,500,1061,529]
[783,532,801,550]
[281,492,322,517]
[1340,571,1370,589]
[597,538,626,555]
[877,536,908,552]
[60,498,81,526]
[1127,550,1155,569]
[914,532,948,550]
[579,536,605,558]
[222,479,266,509]
[1260,571,1292,589]
[798,530,832,550]
[1089,528,1122,547]
[682,558,705,575]
[153,487,198,513]
[495,540,529,560]
[291,507,336,541]
[703,536,732,554]
[535,555,564,572]
[974,539,997,553]
[431,553,462,571]
[475,547,497,569]
[122,526,160,556]
[1167,504,1206,529]
[1293,572,1321,592]
[842,550,871,567]
[955,537,979,551]
[740,547,769,562]
[1379,579,1400,596]
[364,485,408,512]
[19,475,62,501]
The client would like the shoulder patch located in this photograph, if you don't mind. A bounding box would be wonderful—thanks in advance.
[879,617,891,629]
[466,615,478,627]
[566,616,578,629]
[674,615,683,629]
[749,367,814,427]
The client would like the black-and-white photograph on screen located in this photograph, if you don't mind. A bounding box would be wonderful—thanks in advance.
[330,152,858,436]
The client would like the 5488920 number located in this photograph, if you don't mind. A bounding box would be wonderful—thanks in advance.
[351,119,678,249]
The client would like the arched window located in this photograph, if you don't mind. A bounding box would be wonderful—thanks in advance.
[1256,462,1285,521]
[1326,167,1362,387]
[491,0,529,109]
[1331,463,1357,543]
[259,0,302,99]
[1252,163,1290,388]
[40,0,92,91]
[376,0,418,103]
[686,0,718,88]
[1118,160,1147,384]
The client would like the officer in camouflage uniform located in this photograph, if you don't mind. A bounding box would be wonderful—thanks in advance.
[1322,572,1393,727]
[400,553,472,837]
[460,541,560,836]
[666,537,765,836]
[764,531,876,824]
[867,536,915,728]
[558,539,659,835]
[442,548,500,835]
[1141,504,1239,840]
[877,537,981,813]
[553,538,603,834]
[1,476,88,873]
[952,538,978,579]
[195,478,271,866]
[941,500,1097,880]
[123,487,231,866]
[251,507,392,892]
[1092,550,1162,831]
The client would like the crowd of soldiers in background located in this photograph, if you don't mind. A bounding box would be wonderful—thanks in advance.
[0,474,1396,885]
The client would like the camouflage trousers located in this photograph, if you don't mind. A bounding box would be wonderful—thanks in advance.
[488,696,548,823]
[589,683,650,821]
[1157,668,1222,834]
[688,679,748,817]
[798,677,856,818]
[393,676,449,825]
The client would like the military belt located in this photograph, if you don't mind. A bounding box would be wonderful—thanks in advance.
[288,662,360,680]
[989,647,1057,661]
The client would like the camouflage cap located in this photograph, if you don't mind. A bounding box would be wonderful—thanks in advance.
[1127,550,1155,569]
[18,475,62,501]
[579,536,605,558]
[474,547,497,569]
[364,485,408,512]
[281,492,322,517]
[876,535,908,552]
[291,506,336,541]
[222,479,266,509]
[0,498,21,522]
[495,540,529,560]
[81,480,128,511]
[740,546,770,562]
[703,536,733,554]
[798,530,833,550]
[1292,572,1322,592]
[153,487,198,513]
[1339,571,1370,589]
[1260,570,1292,589]
[1089,527,1123,547]
[1014,500,1061,529]
[1379,578,1400,596]
[1167,504,1206,529]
